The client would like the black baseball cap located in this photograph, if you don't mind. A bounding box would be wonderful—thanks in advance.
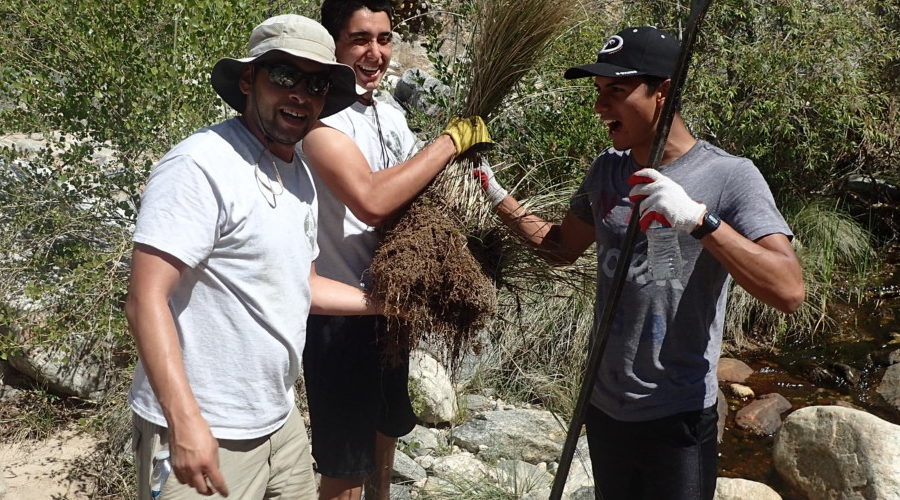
[564,26,680,80]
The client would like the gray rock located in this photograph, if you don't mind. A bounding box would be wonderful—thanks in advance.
[413,454,435,470]
[386,483,411,500]
[399,424,441,457]
[735,393,792,436]
[392,449,427,483]
[773,405,900,500]
[451,408,565,464]
[714,477,781,499]
[570,485,596,499]
[0,133,48,154]
[429,452,492,479]
[463,393,494,414]
[845,174,900,202]
[393,69,450,117]
[9,342,116,400]
[408,350,458,424]
[520,487,552,500]
[876,363,900,412]
[0,385,24,402]
[717,358,754,383]
[558,435,595,494]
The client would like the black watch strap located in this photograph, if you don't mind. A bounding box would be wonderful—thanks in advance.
[691,211,721,240]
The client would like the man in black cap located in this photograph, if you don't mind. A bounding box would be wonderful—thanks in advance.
[475,26,804,499]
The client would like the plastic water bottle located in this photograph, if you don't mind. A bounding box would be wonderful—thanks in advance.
[646,222,682,280]
[150,450,172,499]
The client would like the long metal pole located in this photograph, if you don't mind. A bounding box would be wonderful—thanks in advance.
[548,1,714,498]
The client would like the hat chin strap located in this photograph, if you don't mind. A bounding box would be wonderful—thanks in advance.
[254,103,295,146]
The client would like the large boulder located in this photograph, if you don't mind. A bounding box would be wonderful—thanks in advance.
[408,350,458,424]
[8,341,117,400]
[773,405,900,499]
[451,408,565,464]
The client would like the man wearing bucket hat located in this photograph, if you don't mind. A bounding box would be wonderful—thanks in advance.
[297,2,492,499]
[474,26,803,499]
[126,14,389,499]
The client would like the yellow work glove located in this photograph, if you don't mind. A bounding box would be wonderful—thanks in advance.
[441,116,494,156]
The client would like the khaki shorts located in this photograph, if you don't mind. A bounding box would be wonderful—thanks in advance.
[132,409,316,499]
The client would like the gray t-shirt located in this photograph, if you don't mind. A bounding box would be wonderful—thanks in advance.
[570,140,791,421]
[129,118,319,439]
[311,94,419,288]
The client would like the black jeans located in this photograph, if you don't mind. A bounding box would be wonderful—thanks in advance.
[585,403,718,500]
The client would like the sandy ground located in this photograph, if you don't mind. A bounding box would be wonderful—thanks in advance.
[0,429,99,499]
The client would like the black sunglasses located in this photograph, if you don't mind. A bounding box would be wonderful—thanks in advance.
[259,62,331,96]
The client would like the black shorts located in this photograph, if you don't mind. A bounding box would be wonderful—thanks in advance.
[584,403,719,500]
[303,314,416,479]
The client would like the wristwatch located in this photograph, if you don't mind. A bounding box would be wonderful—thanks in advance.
[691,211,721,240]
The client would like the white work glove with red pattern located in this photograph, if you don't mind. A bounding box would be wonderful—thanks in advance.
[627,167,706,232]
[473,159,508,207]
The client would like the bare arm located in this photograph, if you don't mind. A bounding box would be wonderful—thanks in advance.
[302,125,457,226]
[629,167,804,313]
[493,195,595,266]
[309,263,380,316]
[699,224,804,313]
[124,244,229,496]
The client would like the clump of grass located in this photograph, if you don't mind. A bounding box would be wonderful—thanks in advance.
[724,201,875,350]
[467,271,595,416]
[462,0,577,118]
[420,474,518,500]
[368,0,578,369]
[0,386,84,442]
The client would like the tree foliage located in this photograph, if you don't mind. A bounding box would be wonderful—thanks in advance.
[0,0,896,390]
[0,0,317,361]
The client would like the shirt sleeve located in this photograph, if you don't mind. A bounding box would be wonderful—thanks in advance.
[133,154,220,268]
[720,159,792,242]
[570,159,602,225]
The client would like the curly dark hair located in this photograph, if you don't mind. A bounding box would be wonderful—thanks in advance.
[320,0,394,41]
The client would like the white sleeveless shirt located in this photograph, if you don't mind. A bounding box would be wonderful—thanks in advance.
[311,95,419,288]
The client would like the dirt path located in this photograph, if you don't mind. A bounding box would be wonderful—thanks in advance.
[0,429,99,499]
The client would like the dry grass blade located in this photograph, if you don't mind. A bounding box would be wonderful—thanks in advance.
[464,0,576,118]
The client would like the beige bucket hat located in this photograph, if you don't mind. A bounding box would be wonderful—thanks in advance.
[211,14,359,118]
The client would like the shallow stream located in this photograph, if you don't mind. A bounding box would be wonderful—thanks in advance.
[718,264,900,499]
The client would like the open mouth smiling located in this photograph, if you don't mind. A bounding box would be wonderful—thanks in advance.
[280,108,308,123]
[604,119,623,134]
[358,64,381,78]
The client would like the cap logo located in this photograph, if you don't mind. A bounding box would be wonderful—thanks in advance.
[598,35,624,56]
